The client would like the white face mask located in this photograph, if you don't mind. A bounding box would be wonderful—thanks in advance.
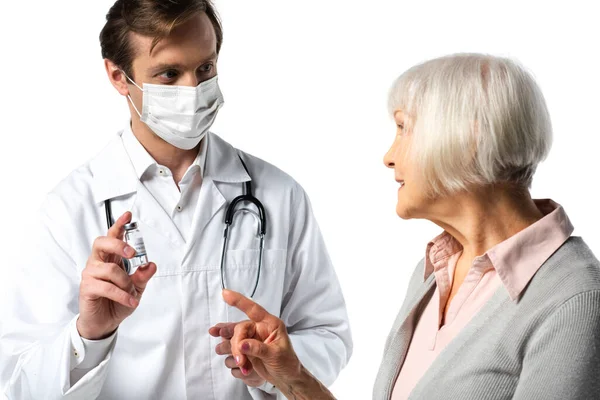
[124,73,224,150]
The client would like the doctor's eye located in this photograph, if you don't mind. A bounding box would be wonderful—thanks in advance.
[158,70,179,81]
[199,63,214,74]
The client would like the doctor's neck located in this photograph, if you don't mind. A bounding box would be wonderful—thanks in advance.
[131,118,199,184]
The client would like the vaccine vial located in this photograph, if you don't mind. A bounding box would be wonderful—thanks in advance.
[123,222,148,275]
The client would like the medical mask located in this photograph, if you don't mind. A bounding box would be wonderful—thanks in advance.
[124,72,224,150]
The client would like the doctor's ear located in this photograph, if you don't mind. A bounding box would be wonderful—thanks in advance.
[104,59,130,97]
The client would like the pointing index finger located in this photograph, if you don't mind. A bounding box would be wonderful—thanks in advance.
[222,290,269,323]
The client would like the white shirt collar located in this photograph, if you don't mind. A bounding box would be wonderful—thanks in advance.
[90,129,250,204]
[121,122,207,181]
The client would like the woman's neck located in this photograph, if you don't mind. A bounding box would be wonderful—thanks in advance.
[429,184,544,259]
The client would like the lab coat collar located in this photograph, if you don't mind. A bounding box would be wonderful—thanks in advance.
[121,123,157,180]
[90,132,139,204]
[90,130,251,204]
[203,132,252,184]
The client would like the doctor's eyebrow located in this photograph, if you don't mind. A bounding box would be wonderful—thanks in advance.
[147,63,186,75]
[147,53,218,75]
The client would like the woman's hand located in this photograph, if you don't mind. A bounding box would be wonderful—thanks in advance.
[209,322,266,387]
[222,289,302,385]
[222,290,336,400]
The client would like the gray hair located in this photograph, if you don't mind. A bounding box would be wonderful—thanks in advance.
[388,53,552,196]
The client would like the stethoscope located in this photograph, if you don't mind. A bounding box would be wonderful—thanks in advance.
[104,154,267,298]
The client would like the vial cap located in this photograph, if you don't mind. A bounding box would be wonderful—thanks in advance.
[124,222,138,231]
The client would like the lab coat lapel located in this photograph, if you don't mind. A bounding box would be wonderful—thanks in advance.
[90,130,185,247]
[184,178,226,256]
[183,132,250,259]
[130,181,186,247]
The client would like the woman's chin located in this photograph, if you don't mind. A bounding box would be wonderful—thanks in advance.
[395,203,414,220]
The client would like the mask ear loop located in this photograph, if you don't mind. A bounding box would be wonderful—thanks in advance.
[120,69,144,118]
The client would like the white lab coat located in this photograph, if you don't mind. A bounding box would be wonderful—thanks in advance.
[0,131,352,399]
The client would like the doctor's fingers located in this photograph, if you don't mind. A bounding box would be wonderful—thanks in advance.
[91,236,136,262]
[107,211,132,238]
[84,262,136,296]
[129,262,157,296]
[80,277,139,308]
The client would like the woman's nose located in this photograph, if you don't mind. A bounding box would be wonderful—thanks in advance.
[383,145,395,169]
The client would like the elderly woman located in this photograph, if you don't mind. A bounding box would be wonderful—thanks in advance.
[210,53,600,399]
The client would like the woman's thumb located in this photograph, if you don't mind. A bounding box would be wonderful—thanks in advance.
[240,339,270,359]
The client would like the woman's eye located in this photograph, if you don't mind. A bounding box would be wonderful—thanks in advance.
[396,124,409,137]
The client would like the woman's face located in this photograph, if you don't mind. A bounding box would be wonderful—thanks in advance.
[383,110,433,219]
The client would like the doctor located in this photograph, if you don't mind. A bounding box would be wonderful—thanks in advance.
[0,0,351,399]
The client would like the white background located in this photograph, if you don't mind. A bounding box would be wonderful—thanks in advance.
[1,1,599,399]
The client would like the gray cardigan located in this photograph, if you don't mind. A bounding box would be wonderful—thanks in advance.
[373,237,600,400]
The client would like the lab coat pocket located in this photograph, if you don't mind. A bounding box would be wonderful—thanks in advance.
[223,248,287,322]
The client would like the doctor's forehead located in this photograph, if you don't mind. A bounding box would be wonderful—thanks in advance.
[129,12,217,70]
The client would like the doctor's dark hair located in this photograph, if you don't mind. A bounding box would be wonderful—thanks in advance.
[99,0,223,78]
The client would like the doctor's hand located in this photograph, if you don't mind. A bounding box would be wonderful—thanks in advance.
[209,322,266,387]
[77,211,157,340]
[222,290,336,400]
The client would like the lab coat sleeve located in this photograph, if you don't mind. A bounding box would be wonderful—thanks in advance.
[70,323,118,383]
[0,196,115,399]
[279,184,353,387]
